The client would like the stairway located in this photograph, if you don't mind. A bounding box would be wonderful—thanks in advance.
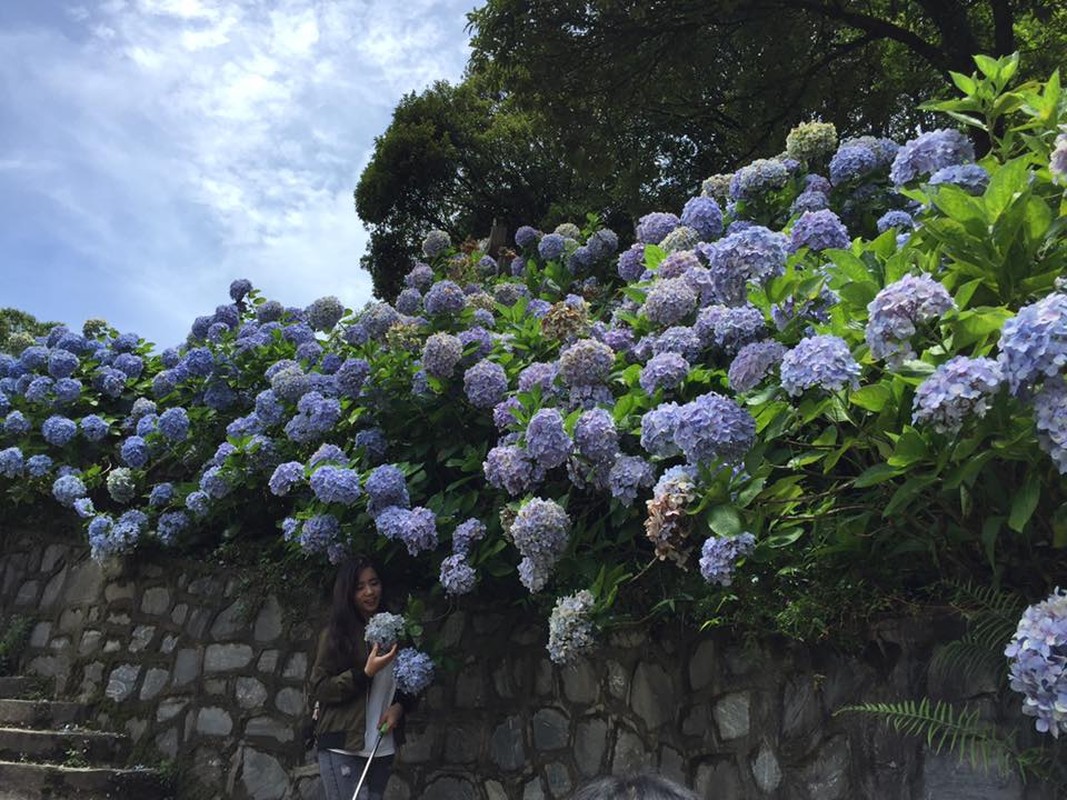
[0,676,171,800]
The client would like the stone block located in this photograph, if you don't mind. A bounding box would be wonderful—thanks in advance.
[161,634,178,654]
[632,662,674,729]
[240,746,288,800]
[544,762,572,798]
[246,715,294,743]
[157,699,187,722]
[173,648,202,686]
[156,727,179,759]
[443,720,482,763]
[694,760,743,800]
[58,607,85,633]
[532,707,569,751]
[40,544,66,573]
[751,743,782,793]
[140,667,169,700]
[78,629,102,656]
[490,715,525,771]
[210,601,244,640]
[611,725,650,773]
[259,649,280,674]
[40,569,66,609]
[196,706,233,736]
[802,735,851,800]
[237,677,268,709]
[561,659,598,704]
[422,777,476,799]
[64,560,103,605]
[254,596,283,642]
[574,717,607,778]
[714,692,751,741]
[523,777,545,800]
[275,687,304,716]
[535,658,555,697]
[106,663,141,702]
[141,587,171,616]
[15,579,39,607]
[129,624,155,653]
[607,660,630,700]
[104,582,134,603]
[455,664,486,706]
[689,637,717,692]
[283,652,308,681]
[30,621,52,648]
[921,751,1023,799]
[171,603,189,625]
[205,643,253,672]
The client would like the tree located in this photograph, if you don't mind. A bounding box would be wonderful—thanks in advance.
[355,78,606,300]
[0,308,58,354]
[466,0,1067,214]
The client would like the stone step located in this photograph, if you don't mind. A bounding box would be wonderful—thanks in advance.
[0,759,171,800]
[0,677,49,700]
[0,727,127,765]
[0,699,85,728]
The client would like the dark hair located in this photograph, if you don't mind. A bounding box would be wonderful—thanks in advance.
[326,555,384,663]
[569,774,699,800]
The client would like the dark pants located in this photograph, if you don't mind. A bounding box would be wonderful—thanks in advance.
[317,750,394,800]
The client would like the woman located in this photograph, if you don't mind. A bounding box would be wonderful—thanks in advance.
[310,556,408,800]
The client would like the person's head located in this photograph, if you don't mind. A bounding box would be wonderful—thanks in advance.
[327,555,385,657]
[569,774,699,800]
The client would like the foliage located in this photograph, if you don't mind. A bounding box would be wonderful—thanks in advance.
[0,614,32,676]
[0,57,1066,698]
[0,308,59,356]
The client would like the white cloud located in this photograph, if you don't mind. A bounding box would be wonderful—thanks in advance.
[0,0,474,346]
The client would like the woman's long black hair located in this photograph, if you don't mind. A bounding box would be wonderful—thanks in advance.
[326,555,384,663]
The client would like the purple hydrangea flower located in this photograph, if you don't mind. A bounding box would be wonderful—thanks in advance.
[547,589,596,665]
[640,403,681,458]
[1051,133,1067,186]
[404,262,434,290]
[929,163,990,195]
[395,288,422,316]
[306,296,345,331]
[422,229,450,257]
[537,232,567,261]
[912,356,1003,434]
[452,518,486,556]
[558,339,615,386]
[617,244,647,282]
[394,648,435,695]
[525,409,572,469]
[699,226,788,305]
[1005,589,1067,737]
[642,278,698,327]
[998,293,1067,394]
[464,359,508,409]
[673,392,755,465]
[635,212,680,245]
[791,190,829,215]
[518,362,559,393]
[680,196,724,242]
[511,497,570,593]
[439,554,477,596]
[728,159,789,201]
[229,278,253,301]
[375,506,437,555]
[0,446,24,477]
[695,305,766,356]
[877,210,914,233]
[573,408,618,463]
[608,454,655,506]
[422,333,463,380]
[890,128,975,186]
[866,274,955,366]
[780,335,861,396]
[423,280,467,316]
[310,466,362,505]
[484,444,539,496]
[789,209,850,252]
[365,464,409,518]
[360,303,401,340]
[699,532,756,586]
[52,474,86,507]
[515,225,541,248]
[728,340,788,392]
[640,352,689,395]
[829,144,878,186]
[269,461,304,496]
[27,454,53,477]
[1034,376,1067,473]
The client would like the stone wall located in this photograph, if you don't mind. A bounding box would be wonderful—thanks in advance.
[0,528,1055,799]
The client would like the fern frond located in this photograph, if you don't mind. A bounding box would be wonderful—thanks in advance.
[836,699,1019,776]
[930,640,1010,689]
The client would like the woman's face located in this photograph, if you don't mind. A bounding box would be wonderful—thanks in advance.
[353,566,382,620]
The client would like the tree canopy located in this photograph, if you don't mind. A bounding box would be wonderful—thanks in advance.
[0,308,58,355]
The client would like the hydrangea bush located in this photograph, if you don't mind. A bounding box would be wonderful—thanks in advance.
[0,55,1065,699]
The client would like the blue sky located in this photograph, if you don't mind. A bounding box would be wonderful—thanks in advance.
[1,0,475,348]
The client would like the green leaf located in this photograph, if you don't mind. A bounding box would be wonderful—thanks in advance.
[983,158,1030,219]
[887,430,928,468]
[850,384,892,413]
[1007,474,1041,533]
[854,463,903,488]
[837,281,879,309]
[763,527,804,548]
[707,504,743,536]
[949,71,977,95]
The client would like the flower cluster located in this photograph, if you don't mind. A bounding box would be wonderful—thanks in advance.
[785,121,837,163]
[547,589,596,665]
[673,392,755,465]
[890,128,974,186]
[394,648,435,696]
[510,498,570,593]
[1005,589,1067,738]
[789,209,850,252]
[912,357,1003,434]
[365,612,406,649]
[780,335,860,396]
[1033,377,1067,473]
[998,293,1067,394]
[699,532,756,586]
[866,274,955,367]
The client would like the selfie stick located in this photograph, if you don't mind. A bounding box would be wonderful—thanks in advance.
[350,687,397,800]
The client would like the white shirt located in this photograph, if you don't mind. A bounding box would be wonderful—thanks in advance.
[328,660,396,759]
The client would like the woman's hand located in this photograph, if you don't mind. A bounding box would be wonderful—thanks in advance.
[364,642,398,678]
[378,702,403,733]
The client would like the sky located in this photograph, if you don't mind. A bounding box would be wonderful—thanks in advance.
[0,0,476,348]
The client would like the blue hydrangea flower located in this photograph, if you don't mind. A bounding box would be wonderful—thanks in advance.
[515,225,541,248]
[229,278,253,301]
[120,436,150,468]
[1033,376,1067,473]
[4,411,31,437]
[929,163,990,195]
[256,300,285,323]
[789,209,850,252]
[394,648,435,696]
[617,244,647,282]
[439,554,477,596]
[642,278,698,327]
[0,446,24,477]
[375,506,438,555]
[355,428,388,463]
[306,296,345,332]
[699,532,756,586]
[640,352,689,395]
[558,339,615,387]
[866,274,955,366]
[640,403,681,458]
[157,407,190,441]
[24,376,54,403]
[1005,588,1067,737]
[47,349,79,379]
[73,497,95,518]
[536,232,567,261]
[42,416,78,447]
[92,366,127,398]
[1051,133,1067,186]
[890,128,975,186]
[335,359,370,400]
[199,465,231,499]
[157,511,189,544]
[422,280,466,317]
[573,408,618,464]
[608,455,655,506]
[635,212,680,245]
[27,454,53,477]
[791,190,829,215]
[518,362,559,393]
[547,590,596,665]
[404,262,434,290]
[52,378,81,405]
[511,497,570,593]
[269,461,304,496]
[452,518,486,556]
[52,474,86,507]
[149,482,175,507]
[728,340,788,392]
[421,229,450,257]
[464,359,508,409]
[695,304,766,356]
[728,159,790,202]
[998,293,1067,394]
[422,333,463,380]
[699,226,788,305]
[912,356,1003,434]
[829,144,878,185]
[876,210,914,233]
[395,287,422,316]
[298,513,342,557]
[484,444,539,496]
[365,464,409,518]
[284,392,341,443]
[310,466,362,505]
[680,196,724,241]
[87,514,121,560]
[780,335,861,396]
[18,346,49,370]
[673,392,755,465]
[525,409,572,469]
[586,228,619,259]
